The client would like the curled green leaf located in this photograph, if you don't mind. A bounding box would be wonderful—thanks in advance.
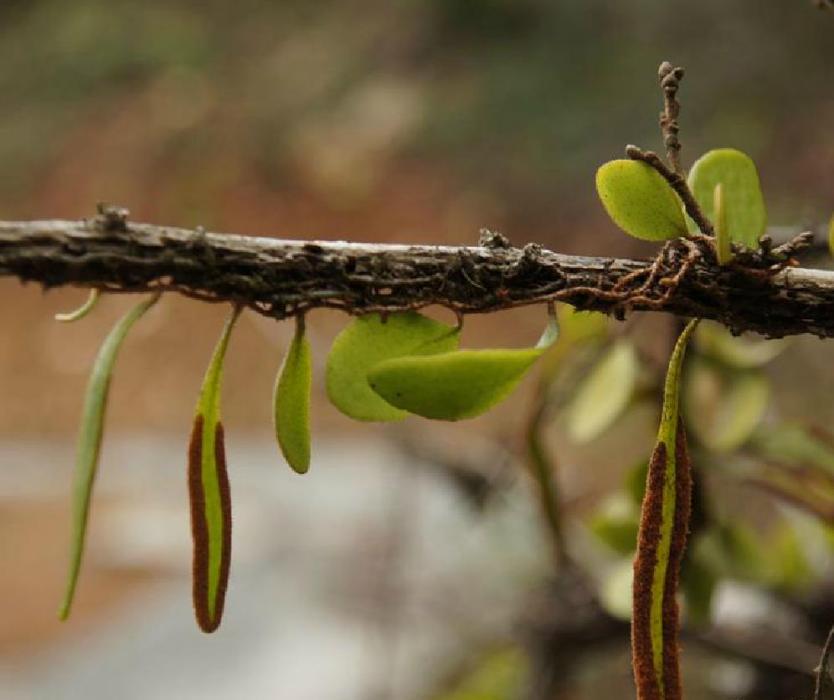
[632,319,697,700]
[189,306,241,633]
[368,311,558,421]
[274,316,312,474]
[713,183,733,265]
[326,312,459,422]
[595,159,687,241]
[55,289,101,323]
[687,148,767,248]
[59,292,160,620]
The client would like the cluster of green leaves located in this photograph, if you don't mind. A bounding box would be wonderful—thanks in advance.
[328,309,557,422]
[596,148,766,254]
[57,297,559,632]
[590,143,834,700]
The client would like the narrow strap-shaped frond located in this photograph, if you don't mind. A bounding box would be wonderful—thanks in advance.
[632,319,698,700]
[189,306,241,633]
[274,315,312,474]
[59,292,160,620]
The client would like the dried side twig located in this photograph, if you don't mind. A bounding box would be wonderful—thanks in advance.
[625,145,715,237]
[657,61,686,175]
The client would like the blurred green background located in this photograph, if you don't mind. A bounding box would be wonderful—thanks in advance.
[1,2,833,699]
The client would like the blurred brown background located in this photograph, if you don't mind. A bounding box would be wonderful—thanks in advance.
[1,2,833,699]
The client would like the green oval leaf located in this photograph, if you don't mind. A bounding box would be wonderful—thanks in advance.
[59,293,160,621]
[274,317,312,474]
[595,159,687,241]
[326,312,459,422]
[367,313,558,421]
[687,148,767,247]
[189,306,241,633]
[369,348,541,421]
[566,340,639,442]
[684,358,769,452]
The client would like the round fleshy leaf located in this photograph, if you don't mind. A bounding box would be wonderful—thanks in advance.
[683,358,770,452]
[565,340,639,442]
[368,314,558,422]
[326,312,459,422]
[369,347,542,421]
[595,159,687,241]
[687,148,766,247]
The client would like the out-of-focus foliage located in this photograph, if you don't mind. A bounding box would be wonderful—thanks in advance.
[566,340,639,442]
[1,0,832,226]
[430,648,527,700]
[694,321,788,369]
[684,358,770,453]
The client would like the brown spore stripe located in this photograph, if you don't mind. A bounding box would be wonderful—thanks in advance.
[211,422,232,633]
[661,420,692,700]
[188,417,232,633]
[631,441,666,700]
[188,414,211,632]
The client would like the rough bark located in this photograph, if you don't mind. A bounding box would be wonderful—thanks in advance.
[2,217,833,338]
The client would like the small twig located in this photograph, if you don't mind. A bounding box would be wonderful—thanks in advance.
[7,218,834,338]
[772,231,816,260]
[814,624,834,699]
[626,145,716,237]
[657,61,685,175]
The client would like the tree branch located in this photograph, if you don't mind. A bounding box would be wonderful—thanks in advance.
[2,218,834,339]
